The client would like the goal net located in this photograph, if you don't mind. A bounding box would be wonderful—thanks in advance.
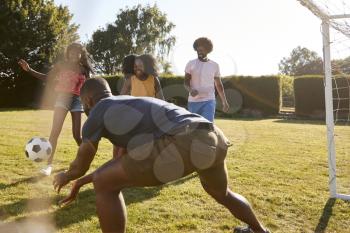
[298,0,350,200]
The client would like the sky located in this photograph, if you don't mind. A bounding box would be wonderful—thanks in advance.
[53,0,324,76]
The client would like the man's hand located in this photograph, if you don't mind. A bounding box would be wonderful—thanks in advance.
[53,171,70,194]
[58,180,82,206]
[222,101,230,113]
[190,89,199,97]
[58,172,93,206]
[18,59,31,72]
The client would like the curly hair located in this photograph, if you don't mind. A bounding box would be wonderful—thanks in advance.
[65,42,93,77]
[122,54,136,75]
[137,54,158,77]
[193,37,213,53]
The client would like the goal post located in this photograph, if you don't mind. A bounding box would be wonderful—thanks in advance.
[321,20,338,198]
[298,0,350,201]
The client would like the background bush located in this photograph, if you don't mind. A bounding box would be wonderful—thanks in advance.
[294,76,325,118]
[104,75,281,117]
[294,75,350,119]
[1,74,282,118]
[224,76,281,116]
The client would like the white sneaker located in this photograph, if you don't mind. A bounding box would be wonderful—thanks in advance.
[40,165,52,176]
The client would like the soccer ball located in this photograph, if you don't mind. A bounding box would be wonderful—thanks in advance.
[25,137,52,162]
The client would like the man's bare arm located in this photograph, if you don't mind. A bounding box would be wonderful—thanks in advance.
[154,77,165,100]
[65,141,98,181]
[184,73,192,92]
[120,76,131,95]
[214,77,229,112]
[184,73,198,97]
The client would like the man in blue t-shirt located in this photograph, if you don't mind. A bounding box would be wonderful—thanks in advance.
[53,78,269,233]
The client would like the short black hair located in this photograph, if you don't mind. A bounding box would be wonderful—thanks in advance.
[81,77,111,101]
[122,54,136,75]
[193,37,213,53]
[137,54,158,77]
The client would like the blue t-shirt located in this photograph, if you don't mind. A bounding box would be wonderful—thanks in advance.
[82,96,211,148]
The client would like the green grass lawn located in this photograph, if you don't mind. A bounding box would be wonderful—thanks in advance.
[0,109,349,233]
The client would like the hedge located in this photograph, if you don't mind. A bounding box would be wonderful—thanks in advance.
[294,76,324,118]
[294,75,350,118]
[333,76,350,119]
[104,75,281,116]
[0,74,281,117]
[0,73,43,108]
[224,76,281,116]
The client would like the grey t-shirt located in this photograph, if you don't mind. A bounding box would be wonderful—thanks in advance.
[82,96,211,148]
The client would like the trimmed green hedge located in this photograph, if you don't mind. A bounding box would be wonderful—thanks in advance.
[333,76,350,119]
[294,75,350,118]
[0,74,281,116]
[104,75,281,116]
[159,77,188,107]
[224,76,281,116]
[294,76,325,118]
[103,74,124,94]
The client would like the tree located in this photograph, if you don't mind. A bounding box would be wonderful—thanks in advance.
[278,46,323,76]
[332,56,350,75]
[87,4,176,75]
[0,0,79,107]
[160,60,173,75]
[86,25,120,74]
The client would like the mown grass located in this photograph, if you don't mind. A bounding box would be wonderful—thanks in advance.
[0,109,349,232]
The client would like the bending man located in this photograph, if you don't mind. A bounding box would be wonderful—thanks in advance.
[53,78,269,233]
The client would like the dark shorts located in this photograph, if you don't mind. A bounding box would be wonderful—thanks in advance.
[121,125,231,190]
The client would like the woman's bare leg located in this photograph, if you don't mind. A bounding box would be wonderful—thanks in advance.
[47,107,68,165]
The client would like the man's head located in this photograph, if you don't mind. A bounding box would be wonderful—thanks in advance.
[193,37,213,59]
[80,78,112,115]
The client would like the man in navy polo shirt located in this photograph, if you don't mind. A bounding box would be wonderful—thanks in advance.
[53,78,269,233]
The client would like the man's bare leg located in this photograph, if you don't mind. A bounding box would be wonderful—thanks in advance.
[199,164,267,233]
[92,159,131,233]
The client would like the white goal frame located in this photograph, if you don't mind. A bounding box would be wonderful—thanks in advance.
[298,0,350,201]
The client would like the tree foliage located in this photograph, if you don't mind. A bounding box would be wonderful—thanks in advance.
[279,46,350,76]
[278,46,323,76]
[87,4,176,75]
[0,0,79,107]
[332,56,350,75]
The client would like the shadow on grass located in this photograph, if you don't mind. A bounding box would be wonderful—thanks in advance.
[0,108,34,112]
[164,172,198,187]
[0,175,46,191]
[0,169,65,191]
[53,186,165,229]
[0,173,198,231]
[215,116,267,121]
[0,197,53,221]
[314,198,336,233]
[273,119,325,126]
[0,187,162,231]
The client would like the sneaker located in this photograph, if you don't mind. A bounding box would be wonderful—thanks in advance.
[234,226,253,233]
[40,165,52,176]
[233,226,270,233]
